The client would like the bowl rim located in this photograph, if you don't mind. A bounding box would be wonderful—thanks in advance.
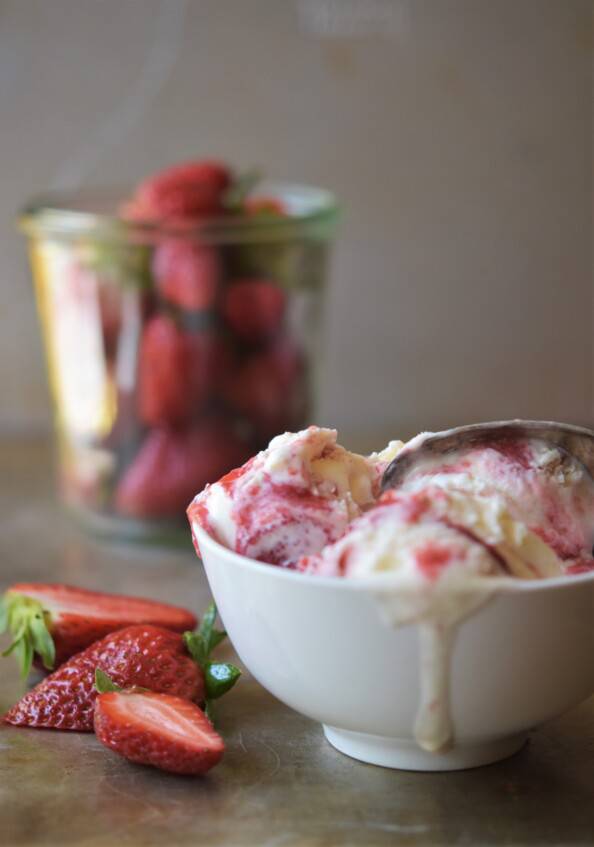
[194,524,594,594]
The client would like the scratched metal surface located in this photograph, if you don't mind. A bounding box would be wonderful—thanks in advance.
[0,439,593,847]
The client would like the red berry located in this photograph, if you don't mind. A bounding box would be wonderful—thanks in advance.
[115,424,251,519]
[2,583,197,672]
[153,240,220,312]
[122,160,231,222]
[4,626,204,732]
[138,316,224,426]
[223,340,305,439]
[94,690,224,775]
[244,197,286,216]
[222,279,286,343]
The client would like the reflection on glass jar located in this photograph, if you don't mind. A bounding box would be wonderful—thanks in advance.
[21,183,338,545]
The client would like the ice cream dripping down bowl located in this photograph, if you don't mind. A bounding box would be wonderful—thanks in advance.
[193,420,594,771]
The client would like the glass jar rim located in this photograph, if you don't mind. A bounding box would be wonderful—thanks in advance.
[18,180,339,245]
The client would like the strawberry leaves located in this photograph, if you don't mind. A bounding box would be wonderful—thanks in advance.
[185,602,226,662]
[184,602,240,720]
[95,668,123,694]
[94,668,149,696]
[204,662,241,700]
[0,594,55,678]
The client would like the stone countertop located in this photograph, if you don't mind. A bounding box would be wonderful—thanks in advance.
[0,439,593,847]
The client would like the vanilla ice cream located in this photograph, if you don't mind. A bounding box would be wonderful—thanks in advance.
[188,426,403,567]
[398,435,594,573]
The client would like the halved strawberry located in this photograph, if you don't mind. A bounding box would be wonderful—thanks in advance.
[138,316,224,426]
[115,424,251,519]
[4,604,239,733]
[153,240,220,312]
[0,584,197,676]
[121,160,231,222]
[94,687,224,776]
[222,279,286,343]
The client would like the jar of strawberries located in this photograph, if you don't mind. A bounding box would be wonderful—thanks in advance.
[20,161,338,545]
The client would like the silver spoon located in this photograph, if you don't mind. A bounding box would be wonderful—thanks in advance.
[381,419,594,490]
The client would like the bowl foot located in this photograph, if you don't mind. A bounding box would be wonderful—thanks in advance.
[323,725,528,771]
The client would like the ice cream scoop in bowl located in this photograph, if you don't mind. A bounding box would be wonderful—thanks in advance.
[190,423,594,771]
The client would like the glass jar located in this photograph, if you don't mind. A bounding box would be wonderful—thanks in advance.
[20,183,338,545]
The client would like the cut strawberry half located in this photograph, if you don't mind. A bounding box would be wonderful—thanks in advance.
[0,584,197,676]
[94,688,224,775]
[222,279,286,343]
[153,240,220,312]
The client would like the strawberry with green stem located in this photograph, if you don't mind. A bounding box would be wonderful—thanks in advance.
[3,602,239,731]
[0,583,197,677]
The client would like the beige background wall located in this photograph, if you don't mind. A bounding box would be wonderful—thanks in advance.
[0,0,592,441]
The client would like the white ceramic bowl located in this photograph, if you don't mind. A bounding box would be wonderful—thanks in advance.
[196,526,594,771]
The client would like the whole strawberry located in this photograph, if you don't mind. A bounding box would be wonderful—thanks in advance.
[138,316,223,427]
[0,583,197,676]
[153,240,220,312]
[122,160,231,221]
[115,424,250,519]
[223,339,306,439]
[222,279,286,343]
[4,604,239,732]
[94,676,225,776]
[4,625,202,731]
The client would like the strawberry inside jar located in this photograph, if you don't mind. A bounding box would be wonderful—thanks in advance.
[21,160,338,544]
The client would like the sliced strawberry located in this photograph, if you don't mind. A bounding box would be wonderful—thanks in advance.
[115,424,251,519]
[4,625,204,731]
[222,279,286,343]
[94,689,224,775]
[223,340,306,439]
[122,160,231,222]
[0,584,197,676]
[153,240,220,312]
[138,316,224,426]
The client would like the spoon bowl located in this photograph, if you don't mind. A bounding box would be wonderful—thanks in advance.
[381,420,594,490]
